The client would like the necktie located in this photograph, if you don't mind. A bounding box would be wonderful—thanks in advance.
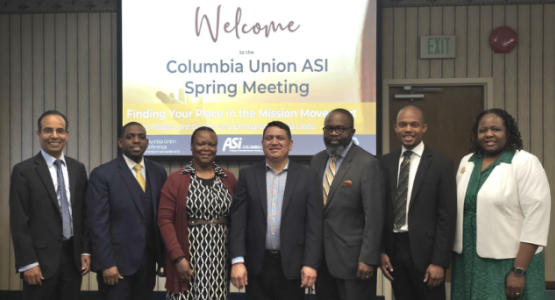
[323,156,337,205]
[134,164,146,192]
[53,160,72,240]
[394,150,413,229]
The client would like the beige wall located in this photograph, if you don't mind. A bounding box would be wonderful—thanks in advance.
[1,3,555,292]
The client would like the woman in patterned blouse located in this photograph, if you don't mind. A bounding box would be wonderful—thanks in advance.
[158,126,238,300]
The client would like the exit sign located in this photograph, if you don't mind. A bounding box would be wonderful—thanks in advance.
[420,36,456,59]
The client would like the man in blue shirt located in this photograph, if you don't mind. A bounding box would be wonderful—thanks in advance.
[230,121,323,300]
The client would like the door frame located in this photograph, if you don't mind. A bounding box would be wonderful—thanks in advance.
[382,78,494,154]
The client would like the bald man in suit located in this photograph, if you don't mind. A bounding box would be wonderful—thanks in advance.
[380,106,456,300]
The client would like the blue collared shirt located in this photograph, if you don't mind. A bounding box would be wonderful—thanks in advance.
[231,161,289,265]
[265,162,288,250]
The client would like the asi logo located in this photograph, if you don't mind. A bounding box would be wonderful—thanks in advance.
[223,137,242,151]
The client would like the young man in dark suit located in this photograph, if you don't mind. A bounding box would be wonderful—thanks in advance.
[310,108,386,300]
[10,110,90,300]
[87,122,167,300]
[380,105,457,300]
[230,121,323,300]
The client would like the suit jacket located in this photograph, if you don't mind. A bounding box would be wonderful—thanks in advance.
[229,160,323,279]
[380,146,456,272]
[453,150,550,258]
[10,152,89,279]
[87,155,168,276]
[310,144,385,279]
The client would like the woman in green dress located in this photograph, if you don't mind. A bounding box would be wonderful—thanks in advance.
[451,108,551,300]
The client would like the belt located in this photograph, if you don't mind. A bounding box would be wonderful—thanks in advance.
[188,218,227,226]
[264,250,281,257]
[62,237,74,249]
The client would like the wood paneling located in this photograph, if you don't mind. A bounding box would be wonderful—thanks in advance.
[505,5,518,115]
[442,6,455,78]
[517,5,531,149]
[543,4,555,282]
[393,7,406,79]
[417,7,431,78]
[405,7,419,79]
[454,6,467,78]
[382,8,394,80]
[382,4,555,283]
[529,5,544,158]
[466,6,480,78]
[429,6,443,78]
[492,5,506,108]
[0,12,12,291]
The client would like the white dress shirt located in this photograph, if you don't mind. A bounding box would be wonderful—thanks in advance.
[123,154,146,180]
[394,142,425,232]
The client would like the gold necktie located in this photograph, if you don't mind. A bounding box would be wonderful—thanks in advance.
[323,156,337,205]
[134,164,146,192]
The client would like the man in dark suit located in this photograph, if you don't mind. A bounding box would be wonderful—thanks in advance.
[379,105,456,300]
[309,108,385,300]
[10,110,90,300]
[87,122,167,300]
[230,121,323,300]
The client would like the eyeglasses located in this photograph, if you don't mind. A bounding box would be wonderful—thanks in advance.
[322,126,353,134]
[41,128,67,135]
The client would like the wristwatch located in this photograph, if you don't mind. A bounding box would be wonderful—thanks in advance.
[512,267,526,277]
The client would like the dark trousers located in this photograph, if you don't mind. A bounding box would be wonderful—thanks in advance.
[246,250,305,300]
[315,259,376,300]
[97,248,157,300]
[23,238,82,300]
[390,232,446,300]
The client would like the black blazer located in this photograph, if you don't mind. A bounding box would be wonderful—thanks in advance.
[380,146,457,272]
[310,144,386,279]
[10,152,89,278]
[87,156,167,276]
[229,160,323,279]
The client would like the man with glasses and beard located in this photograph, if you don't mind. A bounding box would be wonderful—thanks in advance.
[309,109,385,300]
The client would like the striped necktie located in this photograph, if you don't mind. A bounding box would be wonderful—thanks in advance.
[134,164,146,192]
[394,150,413,229]
[323,156,337,205]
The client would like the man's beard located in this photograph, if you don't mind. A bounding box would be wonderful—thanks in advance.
[325,142,345,156]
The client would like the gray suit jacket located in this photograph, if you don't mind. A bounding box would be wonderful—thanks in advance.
[310,144,385,279]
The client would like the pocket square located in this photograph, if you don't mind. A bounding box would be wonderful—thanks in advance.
[343,180,352,187]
